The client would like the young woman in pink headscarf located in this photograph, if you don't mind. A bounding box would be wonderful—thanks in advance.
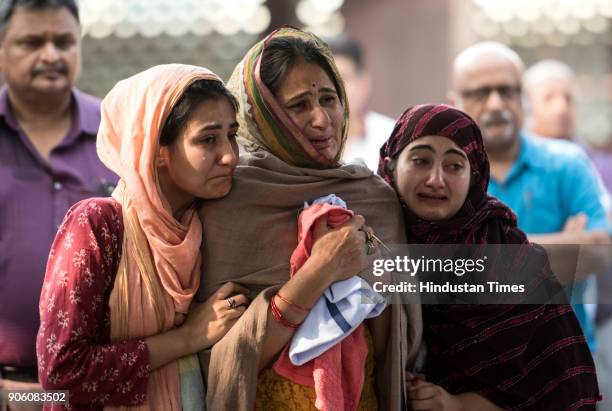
[37,64,247,410]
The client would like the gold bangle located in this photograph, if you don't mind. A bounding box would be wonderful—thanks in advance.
[276,292,310,312]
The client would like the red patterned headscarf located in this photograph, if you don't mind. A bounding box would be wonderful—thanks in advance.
[378,104,524,244]
[378,104,600,409]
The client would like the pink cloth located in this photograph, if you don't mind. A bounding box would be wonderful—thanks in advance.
[273,203,369,411]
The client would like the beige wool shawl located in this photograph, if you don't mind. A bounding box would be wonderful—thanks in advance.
[197,151,422,410]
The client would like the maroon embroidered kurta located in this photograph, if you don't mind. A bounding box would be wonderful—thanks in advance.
[37,198,150,410]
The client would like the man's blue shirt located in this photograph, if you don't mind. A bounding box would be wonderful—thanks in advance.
[488,132,611,350]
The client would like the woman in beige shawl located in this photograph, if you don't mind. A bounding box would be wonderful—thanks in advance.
[198,27,422,410]
[37,64,249,410]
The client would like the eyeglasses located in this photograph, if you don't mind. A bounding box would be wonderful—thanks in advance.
[459,85,521,102]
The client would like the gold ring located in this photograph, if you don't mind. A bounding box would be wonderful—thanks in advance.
[365,230,374,243]
[364,230,376,255]
[226,297,237,309]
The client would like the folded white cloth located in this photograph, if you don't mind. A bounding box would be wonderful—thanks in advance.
[306,193,347,208]
[289,277,387,365]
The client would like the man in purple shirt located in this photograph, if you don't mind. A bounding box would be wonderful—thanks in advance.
[0,0,116,401]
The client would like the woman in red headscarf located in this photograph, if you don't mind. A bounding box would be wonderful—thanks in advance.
[379,104,600,410]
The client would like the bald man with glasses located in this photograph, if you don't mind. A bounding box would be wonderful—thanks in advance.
[448,42,611,368]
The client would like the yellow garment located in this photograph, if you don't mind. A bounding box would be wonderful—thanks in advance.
[255,326,378,410]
